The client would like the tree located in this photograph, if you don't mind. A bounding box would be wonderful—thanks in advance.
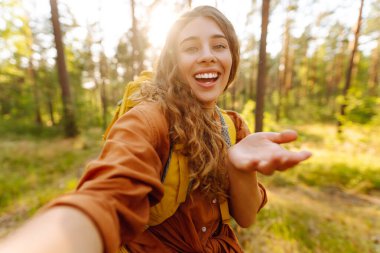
[129,0,148,77]
[24,12,43,126]
[49,0,78,137]
[275,0,297,122]
[365,0,380,96]
[337,0,365,133]
[99,49,109,130]
[255,0,270,132]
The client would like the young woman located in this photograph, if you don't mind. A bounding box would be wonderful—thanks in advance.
[0,5,311,253]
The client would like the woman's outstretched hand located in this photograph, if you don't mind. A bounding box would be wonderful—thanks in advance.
[228,130,312,175]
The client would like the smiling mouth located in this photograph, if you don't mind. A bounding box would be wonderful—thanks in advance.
[194,72,220,83]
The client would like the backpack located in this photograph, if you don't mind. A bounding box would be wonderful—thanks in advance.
[103,71,236,228]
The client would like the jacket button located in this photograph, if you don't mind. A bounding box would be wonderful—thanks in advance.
[201,226,207,232]
[212,198,217,204]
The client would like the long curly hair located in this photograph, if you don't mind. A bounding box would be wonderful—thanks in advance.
[143,6,240,201]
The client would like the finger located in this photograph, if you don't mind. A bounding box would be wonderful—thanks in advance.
[257,150,312,174]
[279,150,312,169]
[262,130,298,144]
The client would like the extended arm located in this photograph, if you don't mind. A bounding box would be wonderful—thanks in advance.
[0,206,103,253]
[0,103,168,253]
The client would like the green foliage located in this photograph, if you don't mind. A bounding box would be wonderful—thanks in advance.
[240,99,255,132]
[346,92,378,124]
[239,123,380,253]
[0,127,103,216]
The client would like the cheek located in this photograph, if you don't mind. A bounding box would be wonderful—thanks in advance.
[177,56,193,79]
[224,56,233,76]
[222,51,233,69]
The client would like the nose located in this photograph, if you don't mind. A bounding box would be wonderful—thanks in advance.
[197,46,216,63]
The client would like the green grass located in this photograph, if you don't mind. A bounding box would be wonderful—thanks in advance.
[236,123,380,253]
[0,126,103,236]
[238,186,380,253]
[270,124,380,193]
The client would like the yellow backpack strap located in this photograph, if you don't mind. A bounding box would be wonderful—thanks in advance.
[103,71,153,140]
[220,200,231,224]
[216,107,237,224]
[148,144,189,226]
[119,246,129,253]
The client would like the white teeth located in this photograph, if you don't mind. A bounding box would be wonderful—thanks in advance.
[195,72,218,79]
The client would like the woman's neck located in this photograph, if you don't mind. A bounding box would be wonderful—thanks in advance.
[201,102,217,116]
[202,106,216,116]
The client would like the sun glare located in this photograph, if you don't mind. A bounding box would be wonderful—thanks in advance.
[147,5,179,50]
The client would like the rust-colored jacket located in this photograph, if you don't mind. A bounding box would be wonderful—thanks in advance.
[46,102,267,253]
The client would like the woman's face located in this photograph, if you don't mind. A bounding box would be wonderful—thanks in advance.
[176,17,232,108]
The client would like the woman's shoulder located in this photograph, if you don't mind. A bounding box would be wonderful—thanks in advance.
[127,101,168,133]
[223,109,244,126]
[223,109,251,140]
[109,101,169,147]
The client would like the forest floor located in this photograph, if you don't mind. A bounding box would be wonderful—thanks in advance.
[1,124,380,252]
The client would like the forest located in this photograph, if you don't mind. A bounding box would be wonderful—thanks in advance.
[0,0,379,252]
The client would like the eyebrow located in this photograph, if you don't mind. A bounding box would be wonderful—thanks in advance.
[179,34,227,46]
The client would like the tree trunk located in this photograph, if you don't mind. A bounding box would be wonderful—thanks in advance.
[255,0,270,132]
[276,5,291,122]
[25,13,42,126]
[231,83,236,111]
[369,37,380,96]
[130,0,140,77]
[337,0,364,133]
[49,0,78,137]
[99,51,109,130]
[47,96,56,126]
[28,58,42,126]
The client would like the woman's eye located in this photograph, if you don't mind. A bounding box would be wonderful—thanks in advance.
[214,44,227,50]
[184,46,198,53]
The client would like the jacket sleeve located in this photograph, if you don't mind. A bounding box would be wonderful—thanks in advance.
[43,103,170,253]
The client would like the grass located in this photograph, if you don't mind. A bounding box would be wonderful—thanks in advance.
[269,124,380,193]
[237,184,380,253]
[0,126,103,236]
[236,123,380,253]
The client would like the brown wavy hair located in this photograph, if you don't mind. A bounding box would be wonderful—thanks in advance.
[143,5,240,200]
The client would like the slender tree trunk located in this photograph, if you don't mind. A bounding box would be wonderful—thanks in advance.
[50,0,78,137]
[276,7,291,122]
[99,51,109,130]
[28,58,42,125]
[369,37,380,96]
[337,0,364,133]
[25,13,42,126]
[231,83,236,111]
[275,67,282,122]
[255,0,270,132]
[130,0,141,77]
[47,97,56,126]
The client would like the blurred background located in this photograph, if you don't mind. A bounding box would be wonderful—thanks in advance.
[0,0,379,252]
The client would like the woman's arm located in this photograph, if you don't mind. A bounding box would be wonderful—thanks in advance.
[227,165,263,227]
[227,130,311,227]
[0,206,103,253]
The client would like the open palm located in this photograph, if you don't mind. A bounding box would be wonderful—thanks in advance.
[228,130,312,175]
